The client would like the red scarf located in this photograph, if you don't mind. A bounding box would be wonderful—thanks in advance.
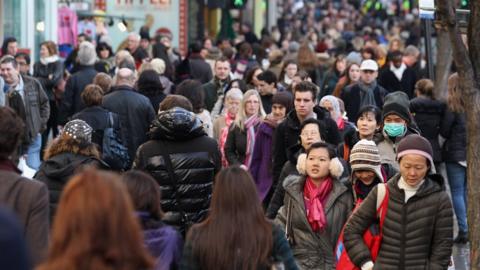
[303,176,333,232]
[336,117,345,130]
[219,112,236,167]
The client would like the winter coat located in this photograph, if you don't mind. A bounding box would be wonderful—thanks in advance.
[180,223,299,270]
[409,97,448,163]
[133,107,221,232]
[138,213,183,270]
[272,106,341,185]
[375,127,420,171]
[441,111,466,162]
[202,77,230,112]
[341,83,388,123]
[60,65,97,121]
[343,174,453,270]
[34,152,106,221]
[5,75,50,142]
[102,85,156,162]
[72,106,123,149]
[338,120,356,143]
[0,208,31,270]
[378,66,417,98]
[145,92,167,114]
[0,160,49,265]
[224,122,261,166]
[249,121,276,201]
[319,70,340,99]
[188,54,213,84]
[275,175,353,270]
[33,59,64,101]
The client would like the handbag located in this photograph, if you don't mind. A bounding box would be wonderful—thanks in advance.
[102,112,130,170]
[335,183,390,269]
[160,143,193,237]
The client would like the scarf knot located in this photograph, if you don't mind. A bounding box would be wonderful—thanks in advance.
[303,176,333,232]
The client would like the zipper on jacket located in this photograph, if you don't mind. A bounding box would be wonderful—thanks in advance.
[400,197,406,270]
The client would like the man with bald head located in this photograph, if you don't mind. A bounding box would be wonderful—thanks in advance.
[102,68,155,166]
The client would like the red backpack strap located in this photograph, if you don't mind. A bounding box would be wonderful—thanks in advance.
[343,144,350,161]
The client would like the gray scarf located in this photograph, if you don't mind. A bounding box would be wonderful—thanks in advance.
[358,80,378,109]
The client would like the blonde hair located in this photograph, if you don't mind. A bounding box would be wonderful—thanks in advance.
[234,89,266,130]
[447,73,464,113]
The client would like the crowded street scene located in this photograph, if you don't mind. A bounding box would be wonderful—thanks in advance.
[0,0,477,269]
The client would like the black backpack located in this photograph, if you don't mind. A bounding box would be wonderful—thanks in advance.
[102,112,130,171]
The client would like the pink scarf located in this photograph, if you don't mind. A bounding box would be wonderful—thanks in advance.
[219,113,236,167]
[243,115,261,168]
[303,176,333,232]
[336,117,345,130]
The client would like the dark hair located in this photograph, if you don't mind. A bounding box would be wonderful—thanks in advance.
[1,37,17,55]
[121,170,163,223]
[175,79,205,113]
[96,42,113,59]
[257,70,277,85]
[14,52,31,65]
[387,50,403,62]
[279,59,297,82]
[293,81,317,100]
[361,47,377,60]
[356,105,382,124]
[0,55,17,68]
[189,41,203,54]
[187,166,272,269]
[306,142,336,159]
[293,70,311,81]
[227,79,248,93]
[0,107,24,158]
[159,95,193,111]
[81,84,104,107]
[244,66,262,86]
[215,56,231,67]
[137,69,164,97]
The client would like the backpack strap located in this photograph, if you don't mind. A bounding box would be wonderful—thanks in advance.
[376,183,390,228]
[343,144,350,161]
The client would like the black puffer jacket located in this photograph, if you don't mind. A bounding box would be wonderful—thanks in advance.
[409,97,448,163]
[33,59,64,100]
[441,111,466,162]
[34,152,107,221]
[343,173,453,270]
[133,107,221,233]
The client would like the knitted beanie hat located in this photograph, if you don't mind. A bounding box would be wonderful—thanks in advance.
[382,91,411,123]
[350,139,383,181]
[397,134,435,172]
[63,119,93,142]
[272,92,294,113]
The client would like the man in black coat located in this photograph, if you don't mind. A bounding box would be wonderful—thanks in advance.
[272,81,341,192]
[341,59,388,123]
[133,96,221,235]
[187,42,213,84]
[378,50,418,98]
[102,68,156,165]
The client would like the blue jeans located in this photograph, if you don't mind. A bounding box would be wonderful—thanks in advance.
[446,162,468,232]
[26,133,42,171]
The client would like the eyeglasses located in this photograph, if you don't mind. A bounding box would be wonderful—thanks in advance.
[301,131,320,137]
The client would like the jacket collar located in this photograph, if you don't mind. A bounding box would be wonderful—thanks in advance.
[388,173,445,203]
[0,159,21,174]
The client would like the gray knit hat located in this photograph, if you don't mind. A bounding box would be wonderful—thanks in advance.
[382,91,411,123]
[350,139,383,181]
[63,119,93,142]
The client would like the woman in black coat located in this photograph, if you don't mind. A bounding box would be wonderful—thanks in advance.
[33,41,64,153]
[409,78,448,167]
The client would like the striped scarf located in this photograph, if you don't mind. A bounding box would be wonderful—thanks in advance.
[243,115,261,168]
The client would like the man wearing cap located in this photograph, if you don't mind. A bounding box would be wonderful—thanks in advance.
[341,59,388,122]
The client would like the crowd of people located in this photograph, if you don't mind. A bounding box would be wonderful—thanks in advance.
[0,1,468,269]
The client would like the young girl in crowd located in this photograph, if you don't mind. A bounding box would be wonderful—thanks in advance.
[275,142,353,269]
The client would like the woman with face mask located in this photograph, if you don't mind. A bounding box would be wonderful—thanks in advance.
[376,91,420,171]
[275,142,353,269]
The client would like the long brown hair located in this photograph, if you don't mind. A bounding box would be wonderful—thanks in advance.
[297,43,318,70]
[447,73,464,113]
[38,168,154,270]
[187,166,273,270]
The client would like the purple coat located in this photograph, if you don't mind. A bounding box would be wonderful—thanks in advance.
[249,121,276,201]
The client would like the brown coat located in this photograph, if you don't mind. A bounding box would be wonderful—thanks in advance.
[0,169,49,265]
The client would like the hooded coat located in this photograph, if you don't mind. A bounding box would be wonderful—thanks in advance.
[343,173,453,269]
[133,107,221,232]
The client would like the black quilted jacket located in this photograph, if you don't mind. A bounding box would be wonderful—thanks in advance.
[343,173,453,270]
[133,107,221,232]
